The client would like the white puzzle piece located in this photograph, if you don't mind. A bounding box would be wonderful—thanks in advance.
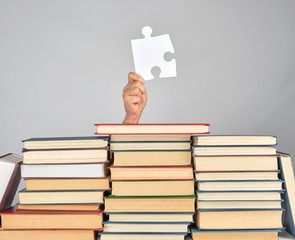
[131,26,177,81]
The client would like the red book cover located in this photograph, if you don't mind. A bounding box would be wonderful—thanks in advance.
[94,123,210,135]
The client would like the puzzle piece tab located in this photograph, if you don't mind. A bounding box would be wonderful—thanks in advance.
[131,26,177,81]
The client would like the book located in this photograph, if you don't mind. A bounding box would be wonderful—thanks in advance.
[111,180,195,196]
[278,152,295,237]
[192,135,277,146]
[190,226,280,240]
[107,213,194,222]
[194,171,279,180]
[0,206,103,229]
[95,123,210,135]
[100,232,188,240]
[22,136,109,149]
[110,141,191,151]
[0,153,22,211]
[104,196,195,212]
[196,190,283,201]
[196,180,283,191]
[110,166,193,180]
[103,221,190,233]
[19,189,104,204]
[17,204,102,212]
[196,209,283,229]
[21,162,109,178]
[113,150,192,166]
[196,200,283,209]
[22,148,108,164]
[192,146,277,156]
[0,229,96,240]
[193,155,279,171]
[110,134,191,141]
[24,178,110,191]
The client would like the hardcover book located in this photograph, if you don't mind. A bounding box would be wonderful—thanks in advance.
[110,166,193,180]
[0,153,22,211]
[278,152,295,237]
[104,195,195,213]
[22,136,109,149]
[113,150,192,166]
[0,206,103,230]
[190,226,280,240]
[196,208,283,230]
[21,162,109,178]
[22,148,108,164]
[95,123,210,135]
[19,189,104,204]
[111,180,195,196]
[192,135,277,146]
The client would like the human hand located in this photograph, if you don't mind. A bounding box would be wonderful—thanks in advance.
[122,72,147,124]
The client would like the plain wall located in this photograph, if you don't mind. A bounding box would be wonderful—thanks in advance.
[1,0,295,163]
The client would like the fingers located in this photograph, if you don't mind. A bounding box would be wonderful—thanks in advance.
[124,95,141,104]
[128,72,145,84]
[124,81,146,96]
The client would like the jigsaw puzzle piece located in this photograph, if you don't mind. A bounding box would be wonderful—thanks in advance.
[131,26,177,81]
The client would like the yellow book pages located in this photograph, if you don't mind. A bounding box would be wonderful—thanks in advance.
[0,230,96,240]
[26,178,110,191]
[111,180,194,196]
[113,151,191,166]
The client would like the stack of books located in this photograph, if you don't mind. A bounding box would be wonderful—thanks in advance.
[0,136,110,240]
[95,123,210,240]
[190,135,284,240]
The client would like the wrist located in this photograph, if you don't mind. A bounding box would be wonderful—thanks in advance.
[123,113,141,124]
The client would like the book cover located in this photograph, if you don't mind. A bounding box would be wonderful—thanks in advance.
[278,152,295,237]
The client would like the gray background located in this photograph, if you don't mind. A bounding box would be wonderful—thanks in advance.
[0,0,294,162]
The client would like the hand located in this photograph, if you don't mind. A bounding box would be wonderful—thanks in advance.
[122,72,147,124]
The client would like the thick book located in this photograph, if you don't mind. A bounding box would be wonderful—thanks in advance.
[100,232,188,240]
[193,155,279,171]
[196,208,283,230]
[107,213,194,222]
[95,123,210,135]
[109,141,191,151]
[0,206,103,230]
[196,200,283,209]
[196,190,284,201]
[192,146,277,156]
[110,166,193,180]
[103,221,191,233]
[24,177,110,191]
[22,148,108,164]
[113,150,192,166]
[111,179,195,196]
[0,229,96,240]
[19,189,104,204]
[104,195,195,213]
[0,153,22,211]
[190,226,280,240]
[278,152,295,237]
[192,135,277,146]
[21,162,109,178]
[22,136,109,149]
[196,180,283,191]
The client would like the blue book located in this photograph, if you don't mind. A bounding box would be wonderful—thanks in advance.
[278,152,295,237]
